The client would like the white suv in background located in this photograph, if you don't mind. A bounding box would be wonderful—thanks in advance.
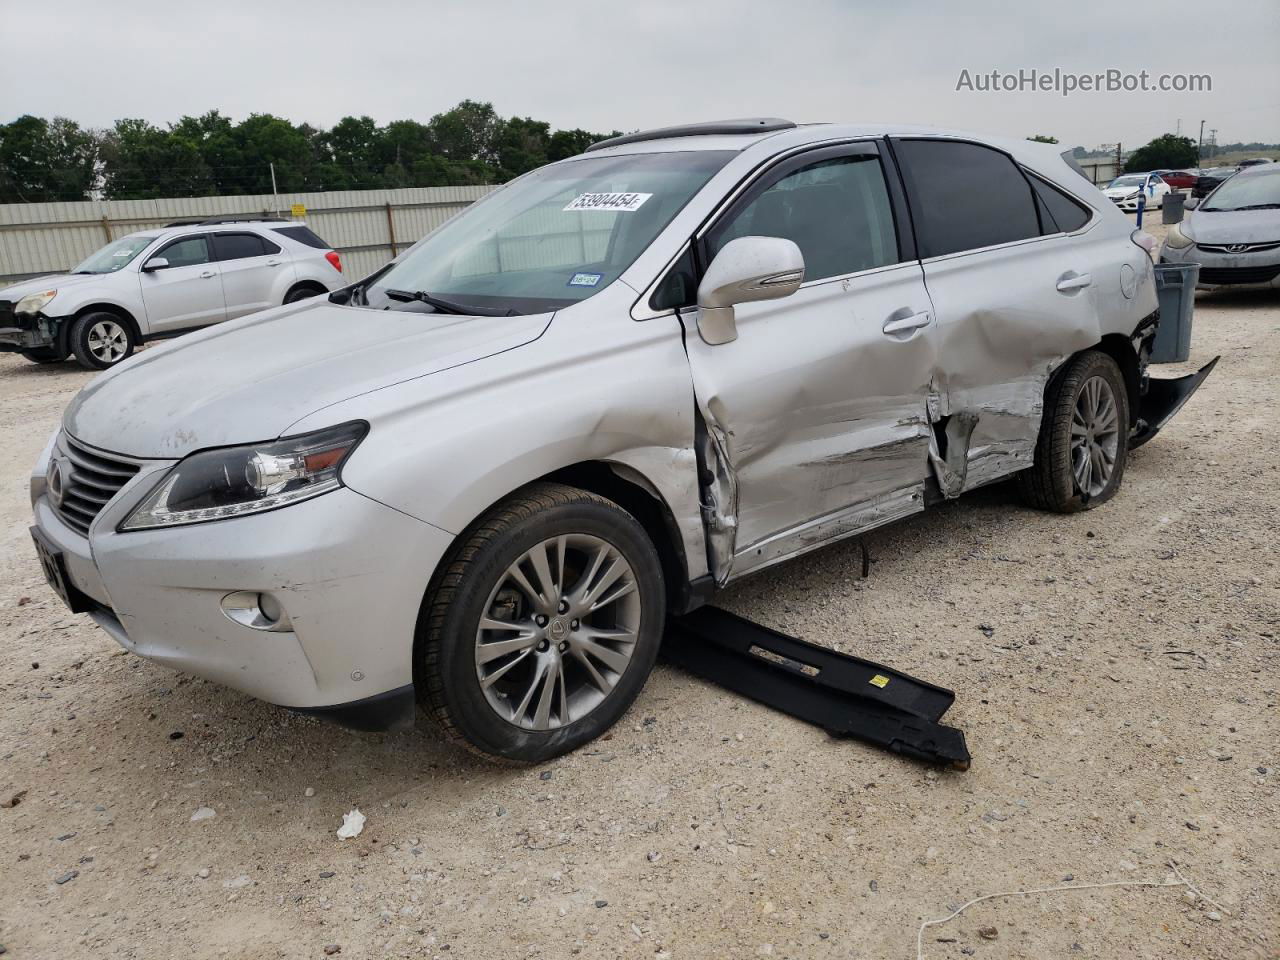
[0,218,344,369]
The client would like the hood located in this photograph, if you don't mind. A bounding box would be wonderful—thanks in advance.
[1,273,106,302]
[1184,208,1280,244]
[1104,186,1141,198]
[64,300,553,458]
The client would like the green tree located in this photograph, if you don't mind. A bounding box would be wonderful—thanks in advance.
[0,115,100,202]
[1124,134,1198,173]
[548,128,606,162]
[100,118,212,199]
[494,116,551,180]
[1027,134,1059,144]
[318,115,384,190]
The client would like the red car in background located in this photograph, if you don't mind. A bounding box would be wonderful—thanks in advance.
[1158,170,1198,190]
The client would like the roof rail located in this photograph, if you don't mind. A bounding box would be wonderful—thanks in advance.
[163,216,291,227]
[586,118,796,153]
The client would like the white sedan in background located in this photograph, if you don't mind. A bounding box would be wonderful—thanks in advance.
[1103,173,1172,212]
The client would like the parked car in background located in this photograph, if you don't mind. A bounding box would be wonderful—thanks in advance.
[1103,172,1171,211]
[0,218,343,369]
[1192,167,1237,199]
[1237,158,1274,170]
[1159,170,1198,190]
[1161,163,1280,289]
[28,120,1211,762]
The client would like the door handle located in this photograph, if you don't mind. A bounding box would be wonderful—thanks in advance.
[199,270,216,279]
[265,259,281,267]
[1056,273,1092,293]
[882,310,932,336]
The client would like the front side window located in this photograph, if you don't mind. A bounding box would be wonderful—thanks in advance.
[368,150,733,315]
[1202,171,1280,211]
[156,236,211,268]
[72,235,157,274]
[706,152,900,283]
[893,139,1041,258]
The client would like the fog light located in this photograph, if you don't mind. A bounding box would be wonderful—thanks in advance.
[220,591,293,632]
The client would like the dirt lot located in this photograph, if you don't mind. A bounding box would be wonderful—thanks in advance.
[1,259,1277,958]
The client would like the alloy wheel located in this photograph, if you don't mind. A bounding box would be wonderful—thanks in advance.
[474,534,641,731]
[87,320,129,364]
[1070,375,1120,497]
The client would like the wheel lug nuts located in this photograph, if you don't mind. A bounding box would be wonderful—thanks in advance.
[558,641,568,652]
[535,615,548,626]
[570,619,579,630]
[558,599,569,613]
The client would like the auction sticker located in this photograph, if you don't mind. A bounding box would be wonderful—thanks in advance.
[564,192,652,212]
[568,272,604,287]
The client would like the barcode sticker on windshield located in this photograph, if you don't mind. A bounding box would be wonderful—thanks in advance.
[564,192,652,213]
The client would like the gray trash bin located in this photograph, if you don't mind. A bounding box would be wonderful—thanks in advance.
[1150,262,1199,363]
[1162,192,1185,224]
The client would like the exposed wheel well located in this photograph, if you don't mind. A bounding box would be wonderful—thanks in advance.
[1095,333,1141,425]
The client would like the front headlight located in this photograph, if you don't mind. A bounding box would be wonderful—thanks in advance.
[120,422,367,531]
[1165,222,1194,249]
[15,290,57,315]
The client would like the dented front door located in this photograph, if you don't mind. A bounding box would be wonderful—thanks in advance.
[682,143,937,582]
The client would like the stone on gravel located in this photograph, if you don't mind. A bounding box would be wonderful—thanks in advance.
[190,806,216,822]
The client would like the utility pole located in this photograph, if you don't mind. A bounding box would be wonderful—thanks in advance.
[1176,118,1181,136]
[270,162,280,217]
[1208,129,1218,161]
[1197,120,1205,172]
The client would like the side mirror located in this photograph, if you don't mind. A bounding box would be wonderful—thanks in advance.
[695,236,804,345]
[1183,196,1199,210]
[141,257,170,272]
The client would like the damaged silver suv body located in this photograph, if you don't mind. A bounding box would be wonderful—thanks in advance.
[31,119,1213,762]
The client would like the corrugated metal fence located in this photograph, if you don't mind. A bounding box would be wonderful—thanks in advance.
[0,185,500,285]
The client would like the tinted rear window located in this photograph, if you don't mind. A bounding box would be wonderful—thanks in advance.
[893,139,1042,258]
[272,225,331,249]
[1029,175,1092,233]
[212,232,280,260]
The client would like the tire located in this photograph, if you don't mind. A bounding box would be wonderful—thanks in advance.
[285,285,323,304]
[417,482,665,763]
[69,312,136,370]
[1018,349,1130,513]
[20,347,63,364]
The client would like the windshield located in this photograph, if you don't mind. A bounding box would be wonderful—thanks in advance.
[368,151,733,315]
[1202,171,1280,211]
[73,235,157,274]
[1109,176,1146,188]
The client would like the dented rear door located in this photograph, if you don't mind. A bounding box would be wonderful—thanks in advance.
[684,142,935,582]
[891,137,1104,491]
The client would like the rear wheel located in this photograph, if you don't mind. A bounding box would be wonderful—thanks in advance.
[1018,350,1129,513]
[284,285,324,304]
[70,312,136,370]
[417,482,664,763]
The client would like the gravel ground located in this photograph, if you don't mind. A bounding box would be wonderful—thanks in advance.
[1,242,1277,958]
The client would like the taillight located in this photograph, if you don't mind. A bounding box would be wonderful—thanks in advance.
[325,251,342,273]
[1130,229,1157,257]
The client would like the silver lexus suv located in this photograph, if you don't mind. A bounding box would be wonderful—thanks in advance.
[28,119,1211,762]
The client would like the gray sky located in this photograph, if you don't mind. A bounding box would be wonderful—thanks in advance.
[3,0,1277,149]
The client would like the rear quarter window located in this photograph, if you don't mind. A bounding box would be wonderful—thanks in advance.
[272,226,331,249]
[892,138,1042,258]
[1028,174,1093,233]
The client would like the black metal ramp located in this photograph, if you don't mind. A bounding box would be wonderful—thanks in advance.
[664,606,971,769]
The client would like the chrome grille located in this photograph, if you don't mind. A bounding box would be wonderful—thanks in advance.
[1196,241,1280,254]
[52,434,140,536]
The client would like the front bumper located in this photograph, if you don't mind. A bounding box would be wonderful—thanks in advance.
[0,304,61,353]
[30,451,454,727]
[1159,245,1280,289]
[1109,194,1154,212]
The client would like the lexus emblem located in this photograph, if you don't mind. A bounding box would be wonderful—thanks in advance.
[1226,244,1249,254]
[47,459,66,509]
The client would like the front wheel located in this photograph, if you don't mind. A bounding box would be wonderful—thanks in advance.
[70,312,136,370]
[1018,349,1130,513]
[417,482,665,763]
[20,347,63,364]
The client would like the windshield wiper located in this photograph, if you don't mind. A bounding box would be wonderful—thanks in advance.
[1230,203,1280,211]
[384,288,519,317]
